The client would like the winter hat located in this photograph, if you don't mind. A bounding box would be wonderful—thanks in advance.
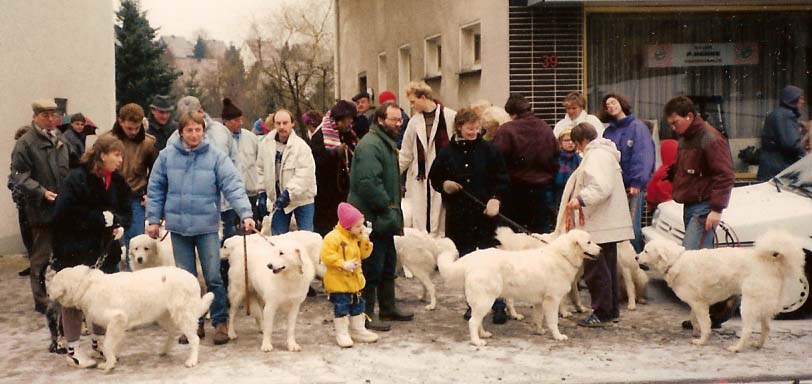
[557,128,573,141]
[352,91,371,102]
[659,139,678,166]
[253,118,267,135]
[337,202,364,229]
[221,98,243,121]
[780,85,803,107]
[378,90,397,104]
[330,100,358,121]
[149,95,174,112]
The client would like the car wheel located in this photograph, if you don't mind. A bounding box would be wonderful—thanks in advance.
[777,248,812,319]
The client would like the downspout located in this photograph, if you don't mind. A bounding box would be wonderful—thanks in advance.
[333,0,341,100]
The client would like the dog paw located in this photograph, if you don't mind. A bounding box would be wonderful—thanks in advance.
[576,305,589,313]
[184,358,198,367]
[626,304,637,311]
[691,338,707,346]
[287,342,302,352]
[261,343,274,352]
[470,339,487,347]
[533,327,547,335]
[424,303,436,311]
[726,345,742,353]
[228,331,237,340]
[511,314,525,321]
[559,311,573,318]
[553,334,568,342]
[98,362,115,372]
[480,331,493,339]
[638,298,647,304]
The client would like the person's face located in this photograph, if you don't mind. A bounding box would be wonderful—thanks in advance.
[605,97,624,118]
[33,110,57,130]
[559,134,576,152]
[336,116,353,132]
[224,116,244,133]
[408,94,432,113]
[667,112,693,136]
[349,218,365,237]
[356,97,371,113]
[274,112,294,142]
[181,121,204,148]
[118,119,142,139]
[459,120,481,140]
[379,106,403,135]
[565,104,583,119]
[101,150,123,172]
[71,120,85,133]
[151,108,171,125]
[797,95,806,110]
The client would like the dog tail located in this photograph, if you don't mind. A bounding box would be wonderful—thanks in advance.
[754,230,806,278]
[197,292,215,319]
[437,249,464,289]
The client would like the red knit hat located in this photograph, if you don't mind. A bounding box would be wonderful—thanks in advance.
[337,202,364,229]
[378,90,397,104]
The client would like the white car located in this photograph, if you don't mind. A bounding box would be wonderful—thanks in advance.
[643,154,812,317]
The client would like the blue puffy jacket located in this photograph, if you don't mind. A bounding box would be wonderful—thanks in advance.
[146,136,252,236]
[602,114,655,190]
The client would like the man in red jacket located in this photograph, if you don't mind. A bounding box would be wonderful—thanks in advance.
[664,96,736,329]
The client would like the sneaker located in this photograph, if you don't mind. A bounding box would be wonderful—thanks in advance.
[66,345,97,369]
[18,267,30,277]
[49,338,67,354]
[492,308,509,325]
[179,322,206,344]
[213,324,229,345]
[578,313,611,328]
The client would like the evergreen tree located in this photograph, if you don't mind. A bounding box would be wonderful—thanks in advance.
[193,36,207,59]
[115,0,180,110]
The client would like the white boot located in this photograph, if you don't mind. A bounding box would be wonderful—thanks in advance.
[333,316,354,348]
[66,342,97,369]
[349,314,379,343]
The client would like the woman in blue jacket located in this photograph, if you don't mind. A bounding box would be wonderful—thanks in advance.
[146,111,255,346]
[600,93,655,253]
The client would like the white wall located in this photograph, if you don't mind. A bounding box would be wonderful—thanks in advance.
[0,0,116,254]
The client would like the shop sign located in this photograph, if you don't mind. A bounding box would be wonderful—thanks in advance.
[646,43,759,68]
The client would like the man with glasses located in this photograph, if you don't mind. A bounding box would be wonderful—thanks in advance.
[11,99,71,313]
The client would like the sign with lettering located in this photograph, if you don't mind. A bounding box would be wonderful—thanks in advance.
[646,43,759,68]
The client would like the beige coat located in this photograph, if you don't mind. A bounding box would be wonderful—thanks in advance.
[257,130,316,214]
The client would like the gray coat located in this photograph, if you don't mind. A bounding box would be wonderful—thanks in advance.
[11,124,71,226]
[757,104,805,181]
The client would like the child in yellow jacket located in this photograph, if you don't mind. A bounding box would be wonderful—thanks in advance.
[321,202,378,347]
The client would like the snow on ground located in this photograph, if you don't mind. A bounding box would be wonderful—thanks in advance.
[1,253,811,384]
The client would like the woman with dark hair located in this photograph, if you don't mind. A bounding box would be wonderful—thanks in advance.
[312,100,359,236]
[429,107,510,323]
[600,93,654,253]
[50,134,132,368]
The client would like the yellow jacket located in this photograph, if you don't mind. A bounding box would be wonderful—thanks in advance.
[321,224,373,293]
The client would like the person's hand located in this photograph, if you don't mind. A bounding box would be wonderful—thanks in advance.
[141,195,147,207]
[147,224,161,239]
[566,198,580,211]
[243,218,256,233]
[341,260,360,272]
[484,199,500,217]
[442,180,462,194]
[627,187,640,196]
[112,227,124,241]
[102,211,114,227]
[705,211,721,232]
[275,190,291,209]
[44,190,57,202]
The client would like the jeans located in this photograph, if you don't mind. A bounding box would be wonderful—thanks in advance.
[123,196,146,271]
[270,203,315,235]
[583,242,619,321]
[628,192,644,253]
[682,201,715,250]
[361,231,397,289]
[329,293,366,318]
[220,209,240,243]
[170,232,225,326]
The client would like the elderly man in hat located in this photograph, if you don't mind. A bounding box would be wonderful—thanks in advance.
[221,98,260,239]
[147,95,178,151]
[11,99,71,313]
[352,91,374,139]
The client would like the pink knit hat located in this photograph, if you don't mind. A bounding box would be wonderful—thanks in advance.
[338,202,364,229]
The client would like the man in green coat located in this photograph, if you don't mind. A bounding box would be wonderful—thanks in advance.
[349,102,413,331]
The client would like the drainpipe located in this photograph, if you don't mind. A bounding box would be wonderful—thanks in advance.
[333,0,341,100]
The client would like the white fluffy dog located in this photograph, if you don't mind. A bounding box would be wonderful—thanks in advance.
[394,228,458,310]
[48,265,214,371]
[639,231,805,352]
[128,234,175,271]
[260,226,325,279]
[222,234,316,352]
[438,229,601,346]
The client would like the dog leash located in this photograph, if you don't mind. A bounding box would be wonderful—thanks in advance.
[459,188,534,235]
[241,224,251,316]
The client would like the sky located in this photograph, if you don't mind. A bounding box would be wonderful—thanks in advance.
[114,0,292,46]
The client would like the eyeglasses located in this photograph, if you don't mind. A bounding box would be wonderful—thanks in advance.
[386,117,403,123]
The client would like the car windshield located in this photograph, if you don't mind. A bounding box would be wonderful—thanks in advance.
[776,154,812,199]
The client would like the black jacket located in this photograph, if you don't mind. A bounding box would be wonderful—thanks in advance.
[51,164,132,272]
[147,116,178,151]
[309,128,355,235]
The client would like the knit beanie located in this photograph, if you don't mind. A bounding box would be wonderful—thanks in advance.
[780,85,803,107]
[378,90,397,104]
[222,98,243,121]
[337,202,364,230]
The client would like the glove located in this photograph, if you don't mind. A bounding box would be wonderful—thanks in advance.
[102,211,114,227]
[112,227,124,241]
[275,190,291,209]
[442,180,462,194]
[484,199,500,217]
[257,192,268,217]
[341,260,359,272]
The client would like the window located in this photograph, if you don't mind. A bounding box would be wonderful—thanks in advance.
[460,22,482,71]
[378,53,388,92]
[424,34,442,78]
[398,45,412,110]
[358,72,367,94]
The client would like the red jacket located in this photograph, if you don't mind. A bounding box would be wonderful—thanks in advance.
[492,112,558,185]
[671,117,735,212]
[646,139,678,210]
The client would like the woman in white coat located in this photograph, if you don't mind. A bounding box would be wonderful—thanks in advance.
[562,122,633,327]
[398,81,456,236]
[257,108,317,234]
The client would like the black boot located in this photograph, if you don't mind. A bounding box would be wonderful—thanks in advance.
[362,286,391,332]
[378,279,413,321]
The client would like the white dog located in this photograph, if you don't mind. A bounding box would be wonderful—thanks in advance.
[394,228,458,310]
[260,226,325,279]
[438,229,601,346]
[48,265,214,371]
[222,234,316,352]
[128,234,207,291]
[639,231,805,352]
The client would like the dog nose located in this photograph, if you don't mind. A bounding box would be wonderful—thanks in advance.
[137,257,143,263]
[267,263,274,270]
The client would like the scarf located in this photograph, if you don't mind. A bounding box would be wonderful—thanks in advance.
[555,150,581,188]
[101,169,112,190]
[319,111,342,149]
[416,102,449,180]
